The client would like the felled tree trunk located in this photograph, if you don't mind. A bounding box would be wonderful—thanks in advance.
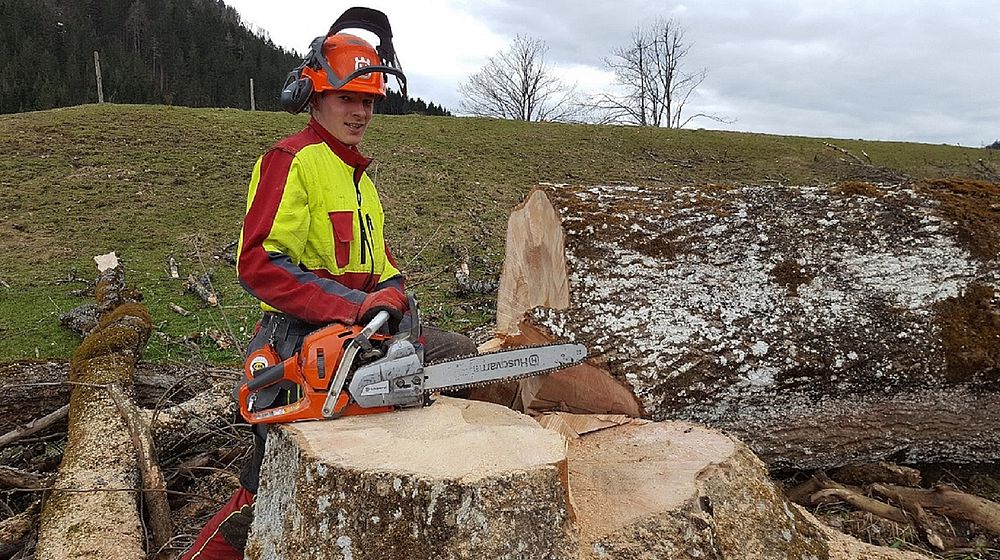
[248,398,922,560]
[36,254,153,560]
[491,184,1000,469]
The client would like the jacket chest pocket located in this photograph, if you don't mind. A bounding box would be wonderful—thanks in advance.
[328,211,354,268]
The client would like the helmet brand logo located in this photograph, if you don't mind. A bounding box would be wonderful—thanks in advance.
[354,56,371,70]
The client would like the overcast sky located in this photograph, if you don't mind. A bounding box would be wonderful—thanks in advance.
[225,0,1000,147]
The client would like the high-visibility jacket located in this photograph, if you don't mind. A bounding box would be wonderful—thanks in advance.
[236,118,403,326]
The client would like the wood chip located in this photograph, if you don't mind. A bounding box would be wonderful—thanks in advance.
[185,273,218,306]
[206,329,233,350]
[93,251,119,273]
[169,303,192,316]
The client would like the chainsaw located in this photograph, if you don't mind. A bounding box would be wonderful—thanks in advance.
[237,303,587,424]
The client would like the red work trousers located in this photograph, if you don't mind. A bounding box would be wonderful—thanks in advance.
[181,487,254,560]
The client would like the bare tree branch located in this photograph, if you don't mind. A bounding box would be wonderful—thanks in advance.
[459,35,584,122]
[587,17,731,128]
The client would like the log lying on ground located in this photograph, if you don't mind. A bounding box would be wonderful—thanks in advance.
[0,502,39,559]
[36,253,153,560]
[0,404,68,450]
[490,183,1000,469]
[144,379,236,440]
[786,467,1000,551]
[248,398,921,560]
[829,462,922,488]
[872,484,1000,536]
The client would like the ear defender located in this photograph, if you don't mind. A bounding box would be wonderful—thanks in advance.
[280,35,326,115]
[280,71,315,115]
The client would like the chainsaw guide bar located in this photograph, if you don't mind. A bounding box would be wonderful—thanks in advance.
[420,344,588,394]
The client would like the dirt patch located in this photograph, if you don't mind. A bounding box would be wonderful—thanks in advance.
[934,282,1000,382]
[834,181,884,198]
[769,258,815,296]
[919,178,1000,261]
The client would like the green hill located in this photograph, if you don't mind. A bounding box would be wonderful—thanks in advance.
[1,103,996,365]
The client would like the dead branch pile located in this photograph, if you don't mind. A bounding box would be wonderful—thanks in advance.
[786,462,1000,556]
[0,254,247,560]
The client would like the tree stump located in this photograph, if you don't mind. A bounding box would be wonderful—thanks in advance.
[248,399,922,559]
[247,397,576,560]
[570,420,925,560]
[491,184,1000,469]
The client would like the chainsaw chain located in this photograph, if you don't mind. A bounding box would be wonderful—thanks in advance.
[421,344,584,394]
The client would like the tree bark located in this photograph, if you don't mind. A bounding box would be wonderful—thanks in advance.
[0,502,39,558]
[248,397,577,560]
[36,253,153,560]
[108,384,173,556]
[489,185,1000,469]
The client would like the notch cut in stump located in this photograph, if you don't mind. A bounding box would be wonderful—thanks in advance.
[247,397,576,560]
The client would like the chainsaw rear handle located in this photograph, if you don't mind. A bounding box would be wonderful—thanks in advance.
[239,310,397,424]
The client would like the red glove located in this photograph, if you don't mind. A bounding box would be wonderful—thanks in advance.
[357,287,408,333]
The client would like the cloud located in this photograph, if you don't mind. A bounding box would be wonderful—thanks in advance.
[227,0,1000,145]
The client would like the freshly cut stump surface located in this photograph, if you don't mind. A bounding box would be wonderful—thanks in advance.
[246,397,575,560]
[247,401,923,560]
[569,421,925,560]
[570,421,828,559]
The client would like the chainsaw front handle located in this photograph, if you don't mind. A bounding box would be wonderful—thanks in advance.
[245,362,287,392]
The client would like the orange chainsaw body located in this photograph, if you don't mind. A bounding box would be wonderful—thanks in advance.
[237,322,393,424]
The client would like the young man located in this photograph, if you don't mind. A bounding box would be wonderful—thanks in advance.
[181,27,475,560]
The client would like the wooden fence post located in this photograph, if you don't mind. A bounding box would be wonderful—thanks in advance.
[249,77,256,111]
[94,51,104,104]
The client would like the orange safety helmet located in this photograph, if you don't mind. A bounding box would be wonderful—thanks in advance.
[280,7,406,114]
[302,33,386,97]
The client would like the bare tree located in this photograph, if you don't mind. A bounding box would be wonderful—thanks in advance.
[592,18,728,128]
[459,35,581,122]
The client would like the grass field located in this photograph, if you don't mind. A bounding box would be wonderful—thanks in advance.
[1,103,996,366]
